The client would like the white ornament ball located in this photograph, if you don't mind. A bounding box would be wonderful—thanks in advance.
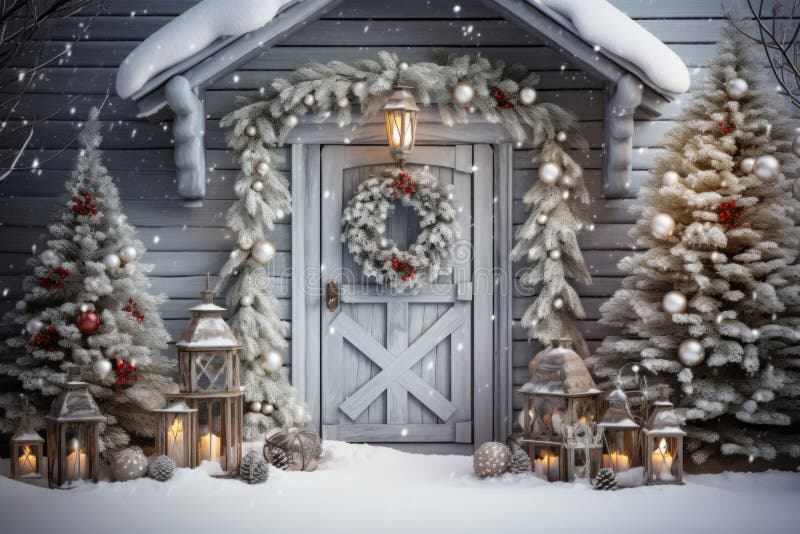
[662,171,681,186]
[239,295,253,307]
[251,180,264,192]
[740,157,755,174]
[255,161,269,176]
[249,401,263,413]
[793,179,800,201]
[453,82,475,105]
[292,405,308,425]
[245,125,258,137]
[538,162,562,184]
[556,131,567,143]
[754,155,780,182]
[25,318,44,335]
[793,135,800,158]
[535,214,548,225]
[398,61,409,71]
[260,350,283,374]
[662,291,688,314]
[678,339,705,367]
[548,249,562,260]
[284,114,299,128]
[553,297,565,310]
[518,86,537,105]
[725,77,749,100]
[352,81,366,97]
[111,447,148,482]
[93,358,112,377]
[651,213,676,238]
[473,442,512,478]
[103,253,121,270]
[337,96,350,108]
[119,245,137,264]
[262,403,274,415]
[15,300,26,312]
[251,240,276,265]
[303,93,316,107]
[40,249,59,267]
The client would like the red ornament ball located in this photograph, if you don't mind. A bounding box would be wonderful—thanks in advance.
[76,310,101,335]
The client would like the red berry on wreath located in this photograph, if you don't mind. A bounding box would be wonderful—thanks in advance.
[76,310,101,335]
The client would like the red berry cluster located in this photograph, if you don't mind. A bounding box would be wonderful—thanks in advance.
[72,189,98,216]
[29,326,59,352]
[717,200,743,229]
[37,267,70,289]
[390,172,419,198]
[122,298,145,322]
[113,359,138,390]
[387,255,418,282]
[490,86,514,109]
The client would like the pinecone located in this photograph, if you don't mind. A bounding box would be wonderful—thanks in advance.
[508,446,531,474]
[269,446,292,470]
[148,455,176,482]
[594,467,618,491]
[239,450,269,484]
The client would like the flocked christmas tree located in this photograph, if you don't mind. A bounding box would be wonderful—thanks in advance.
[0,108,175,452]
[591,20,800,463]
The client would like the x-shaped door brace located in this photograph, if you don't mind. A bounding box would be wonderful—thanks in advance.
[331,308,463,421]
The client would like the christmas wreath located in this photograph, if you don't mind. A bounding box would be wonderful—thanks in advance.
[342,168,460,288]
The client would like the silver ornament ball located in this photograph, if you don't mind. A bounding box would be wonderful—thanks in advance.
[337,96,350,108]
[255,161,269,176]
[725,77,749,100]
[251,240,276,265]
[793,135,800,158]
[556,131,567,143]
[548,249,562,260]
[662,291,688,314]
[103,253,121,270]
[119,245,138,263]
[453,82,475,105]
[739,157,755,174]
[245,125,258,137]
[40,249,59,266]
[553,297,565,310]
[678,339,705,367]
[239,295,253,307]
[303,93,316,107]
[518,87,537,105]
[398,61,409,71]
[25,318,44,335]
[292,405,308,425]
[284,114,299,128]
[260,350,283,374]
[352,81,366,98]
[261,403,274,415]
[651,213,676,238]
[79,303,90,313]
[249,401,263,413]
[251,180,264,192]
[535,214,548,225]
[662,171,680,186]
[754,154,780,182]
[93,358,112,377]
[538,162,562,185]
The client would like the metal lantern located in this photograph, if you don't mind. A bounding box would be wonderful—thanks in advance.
[383,86,419,165]
[171,274,244,475]
[642,398,685,485]
[45,368,105,488]
[9,395,44,479]
[598,388,641,474]
[518,338,601,482]
[154,400,198,468]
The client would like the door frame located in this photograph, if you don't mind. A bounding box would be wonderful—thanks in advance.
[291,136,514,449]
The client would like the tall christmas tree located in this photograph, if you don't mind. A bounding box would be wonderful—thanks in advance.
[0,108,175,452]
[592,21,800,463]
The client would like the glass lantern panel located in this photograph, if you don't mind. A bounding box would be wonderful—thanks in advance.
[602,430,637,472]
[194,353,228,391]
[570,445,601,481]
[166,413,189,468]
[198,400,224,467]
[531,396,567,439]
[63,424,90,482]
[14,443,40,476]
[530,444,562,482]
[571,397,596,424]
[647,436,680,483]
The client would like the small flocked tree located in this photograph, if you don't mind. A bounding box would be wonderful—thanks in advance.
[0,109,175,452]
[592,21,800,463]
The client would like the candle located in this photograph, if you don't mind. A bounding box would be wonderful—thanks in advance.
[199,432,221,463]
[18,446,37,475]
[602,451,631,472]
[167,417,185,467]
[64,439,88,481]
[651,438,675,481]
[534,453,560,481]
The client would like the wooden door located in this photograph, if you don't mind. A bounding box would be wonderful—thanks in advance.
[321,145,491,451]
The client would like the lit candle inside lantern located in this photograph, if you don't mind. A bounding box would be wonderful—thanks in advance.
[167,417,185,466]
[18,445,37,475]
[199,432,221,463]
[64,439,88,481]
[651,438,675,481]
[534,453,560,480]
[602,451,631,472]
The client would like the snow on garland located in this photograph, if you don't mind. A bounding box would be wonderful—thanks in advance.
[343,168,459,289]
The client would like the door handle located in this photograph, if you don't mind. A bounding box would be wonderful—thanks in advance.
[326,280,339,311]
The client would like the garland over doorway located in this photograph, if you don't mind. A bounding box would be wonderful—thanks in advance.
[218,51,595,435]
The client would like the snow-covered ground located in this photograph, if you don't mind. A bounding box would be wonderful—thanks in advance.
[2,441,799,534]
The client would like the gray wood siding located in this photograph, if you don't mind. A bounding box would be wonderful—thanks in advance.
[1,0,794,405]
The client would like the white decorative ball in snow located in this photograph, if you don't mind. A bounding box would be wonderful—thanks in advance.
[473,442,512,478]
[261,403,274,415]
[518,86,537,106]
[793,179,800,201]
[452,82,475,105]
[793,134,800,158]
[352,81,367,98]
[93,358,112,377]
[725,77,749,100]
[754,155,780,182]
[553,297,565,310]
[251,240,276,265]
[303,93,316,107]
[249,401,263,413]
[25,318,44,335]
[678,339,705,367]
[651,213,676,238]
[251,180,264,193]
[548,249,562,261]
[255,161,269,176]
[337,96,350,108]
[239,295,253,307]
[111,447,148,482]
[15,300,26,312]
[662,291,688,314]
[398,61,409,71]
[284,114,299,128]
[245,124,258,137]
[662,171,680,186]
[739,157,755,174]
[556,130,567,143]
[40,249,59,267]
[119,245,138,264]
[535,214,548,225]
[538,162,561,184]
[260,350,283,374]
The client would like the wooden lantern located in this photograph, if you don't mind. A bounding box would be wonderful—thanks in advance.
[155,400,198,468]
[383,86,418,165]
[46,368,105,488]
[519,338,600,482]
[171,275,244,475]
[642,399,685,485]
[598,388,641,474]
[10,395,44,479]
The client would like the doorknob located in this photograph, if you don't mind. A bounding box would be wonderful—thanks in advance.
[326,280,339,311]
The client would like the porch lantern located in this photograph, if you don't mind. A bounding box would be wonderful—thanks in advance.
[170,274,244,475]
[518,337,601,482]
[154,400,198,468]
[383,86,419,165]
[642,396,685,485]
[598,388,641,474]
[9,395,44,480]
[46,368,105,488]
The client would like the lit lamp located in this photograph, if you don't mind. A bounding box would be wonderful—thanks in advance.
[46,368,105,488]
[598,388,641,474]
[9,395,44,480]
[642,390,685,485]
[169,274,244,475]
[154,400,198,468]
[518,338,601,482]
[383,86,419,166]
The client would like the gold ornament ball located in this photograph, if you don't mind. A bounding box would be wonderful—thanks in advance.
[678,339,705,367]
[535,214,548,225]
[119,245,138,263]
[260,350,283,374]
[725,77,749,100]
[251,240,276,264]
[103,253,122,270]
[453,82,475,105]
[239,295,253,307]
[662,171,681,186]
[754,154,780,182]
[518,86,537,105]
[255,161,269,176]
[739,157,755,174]
[284,114,299,128]
[538,162,562,184]
[249,401,263,413]
[303,93,316,107]
[251,180,264,192]
[793,135,800,158]
[398,61,409,71]
[651,213,676,238]
[337,96,350,108]
[548,249,562,260]
[245,124,258,137]
[556,130,567,143]
[662,290,688,314]
[553,297,565,310]
[261,403,274,415]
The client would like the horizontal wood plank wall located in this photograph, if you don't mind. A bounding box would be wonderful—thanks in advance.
[0,0,795,406]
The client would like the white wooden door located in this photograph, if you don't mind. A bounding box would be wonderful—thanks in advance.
[321,145,492,450]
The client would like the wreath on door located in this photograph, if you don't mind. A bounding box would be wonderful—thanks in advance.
[342,167,460,289]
